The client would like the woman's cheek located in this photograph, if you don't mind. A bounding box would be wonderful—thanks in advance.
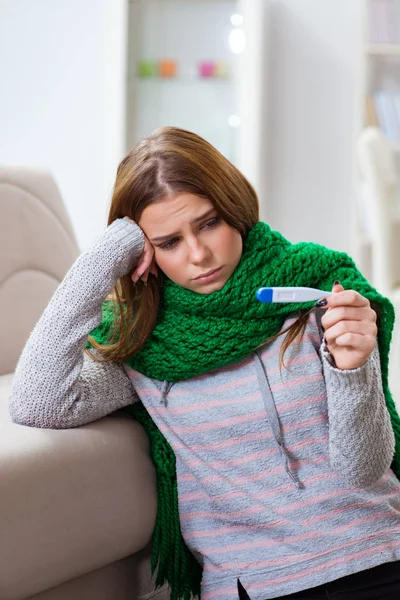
[154,251,179,277]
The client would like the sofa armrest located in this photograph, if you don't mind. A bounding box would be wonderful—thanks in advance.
[0,377,157,599]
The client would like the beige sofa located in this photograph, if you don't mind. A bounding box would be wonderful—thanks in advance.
[0,166,169,600]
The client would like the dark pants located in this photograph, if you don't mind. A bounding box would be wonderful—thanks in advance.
[237,560,400,599]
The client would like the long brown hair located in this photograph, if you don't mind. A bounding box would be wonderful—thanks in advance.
[87,126,318,368]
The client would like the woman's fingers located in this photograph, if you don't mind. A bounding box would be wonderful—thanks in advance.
[321,305,376,330]
[320,288,377,348]
[131,249,152,282]
[326,289,370,309]
[121,217,156,283]
[131,238,155,283]
[324,319,378,346]
[149,261,158,277]
[319,283,378,369]
[330,332,377,352]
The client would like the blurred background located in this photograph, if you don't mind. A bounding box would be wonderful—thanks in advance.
[0,0,383,251]
[0,0,399,393]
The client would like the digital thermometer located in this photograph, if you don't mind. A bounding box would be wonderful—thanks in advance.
[256,287,332,303]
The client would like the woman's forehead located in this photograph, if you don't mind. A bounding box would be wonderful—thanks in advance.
[139,194,214,234]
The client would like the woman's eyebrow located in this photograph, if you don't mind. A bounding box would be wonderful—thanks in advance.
[151,208,216,243]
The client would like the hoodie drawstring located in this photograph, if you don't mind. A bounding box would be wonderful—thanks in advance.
[160,381,174,407]
[253,352,303,489]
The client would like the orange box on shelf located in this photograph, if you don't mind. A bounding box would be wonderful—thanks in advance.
[158,59,178,78]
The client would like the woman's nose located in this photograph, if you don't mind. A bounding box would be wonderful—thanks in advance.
[187,238,211,264]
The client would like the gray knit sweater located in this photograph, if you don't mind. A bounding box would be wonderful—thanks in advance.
[9,219,400,600]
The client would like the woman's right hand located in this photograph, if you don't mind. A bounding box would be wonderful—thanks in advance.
[123,217,158,283]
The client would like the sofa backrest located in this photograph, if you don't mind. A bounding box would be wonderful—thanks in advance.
[0,166,79,375]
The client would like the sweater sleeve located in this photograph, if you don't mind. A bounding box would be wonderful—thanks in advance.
[321,343,395,488]
[9,219,145,429]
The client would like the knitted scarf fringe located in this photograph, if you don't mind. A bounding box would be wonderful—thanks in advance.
[124,401,202,600]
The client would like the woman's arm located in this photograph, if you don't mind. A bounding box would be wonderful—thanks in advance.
[321,344,395,488]
[9,219,144,429]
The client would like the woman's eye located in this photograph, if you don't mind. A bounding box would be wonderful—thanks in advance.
[160,237,179,250]
[202,217,220,229]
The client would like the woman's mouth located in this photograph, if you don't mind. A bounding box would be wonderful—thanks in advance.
[194,267,223,283]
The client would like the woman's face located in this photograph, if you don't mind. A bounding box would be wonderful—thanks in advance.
[139,193,243,294]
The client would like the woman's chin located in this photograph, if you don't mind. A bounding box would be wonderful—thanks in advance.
[190,279,228,294]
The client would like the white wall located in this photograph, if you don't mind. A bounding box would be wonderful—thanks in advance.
[265,0,363,254]
[0,0,127,249]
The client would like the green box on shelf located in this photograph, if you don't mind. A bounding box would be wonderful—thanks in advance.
[137,60,157,78]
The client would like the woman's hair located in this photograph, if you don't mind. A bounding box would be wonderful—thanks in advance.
[88,126,375,370]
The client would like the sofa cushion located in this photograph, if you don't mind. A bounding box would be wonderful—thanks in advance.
[26,550,170,600]
[0,380,158,599]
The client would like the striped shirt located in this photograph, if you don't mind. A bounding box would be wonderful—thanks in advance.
[124,312,400,599]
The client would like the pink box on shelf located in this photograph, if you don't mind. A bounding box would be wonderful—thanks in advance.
[198,61,215,78]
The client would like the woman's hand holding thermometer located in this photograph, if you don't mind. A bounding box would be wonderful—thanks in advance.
[256,282,378,370]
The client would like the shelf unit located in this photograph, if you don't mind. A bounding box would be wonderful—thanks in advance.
[126,0,241,164]
[354,0,400,285]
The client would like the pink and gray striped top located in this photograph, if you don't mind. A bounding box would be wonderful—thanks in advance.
[123,309,400,599]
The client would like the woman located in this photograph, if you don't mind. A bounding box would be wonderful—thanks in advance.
[10,127,400,600]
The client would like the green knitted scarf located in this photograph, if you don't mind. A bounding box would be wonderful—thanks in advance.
[88,221,400,600]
